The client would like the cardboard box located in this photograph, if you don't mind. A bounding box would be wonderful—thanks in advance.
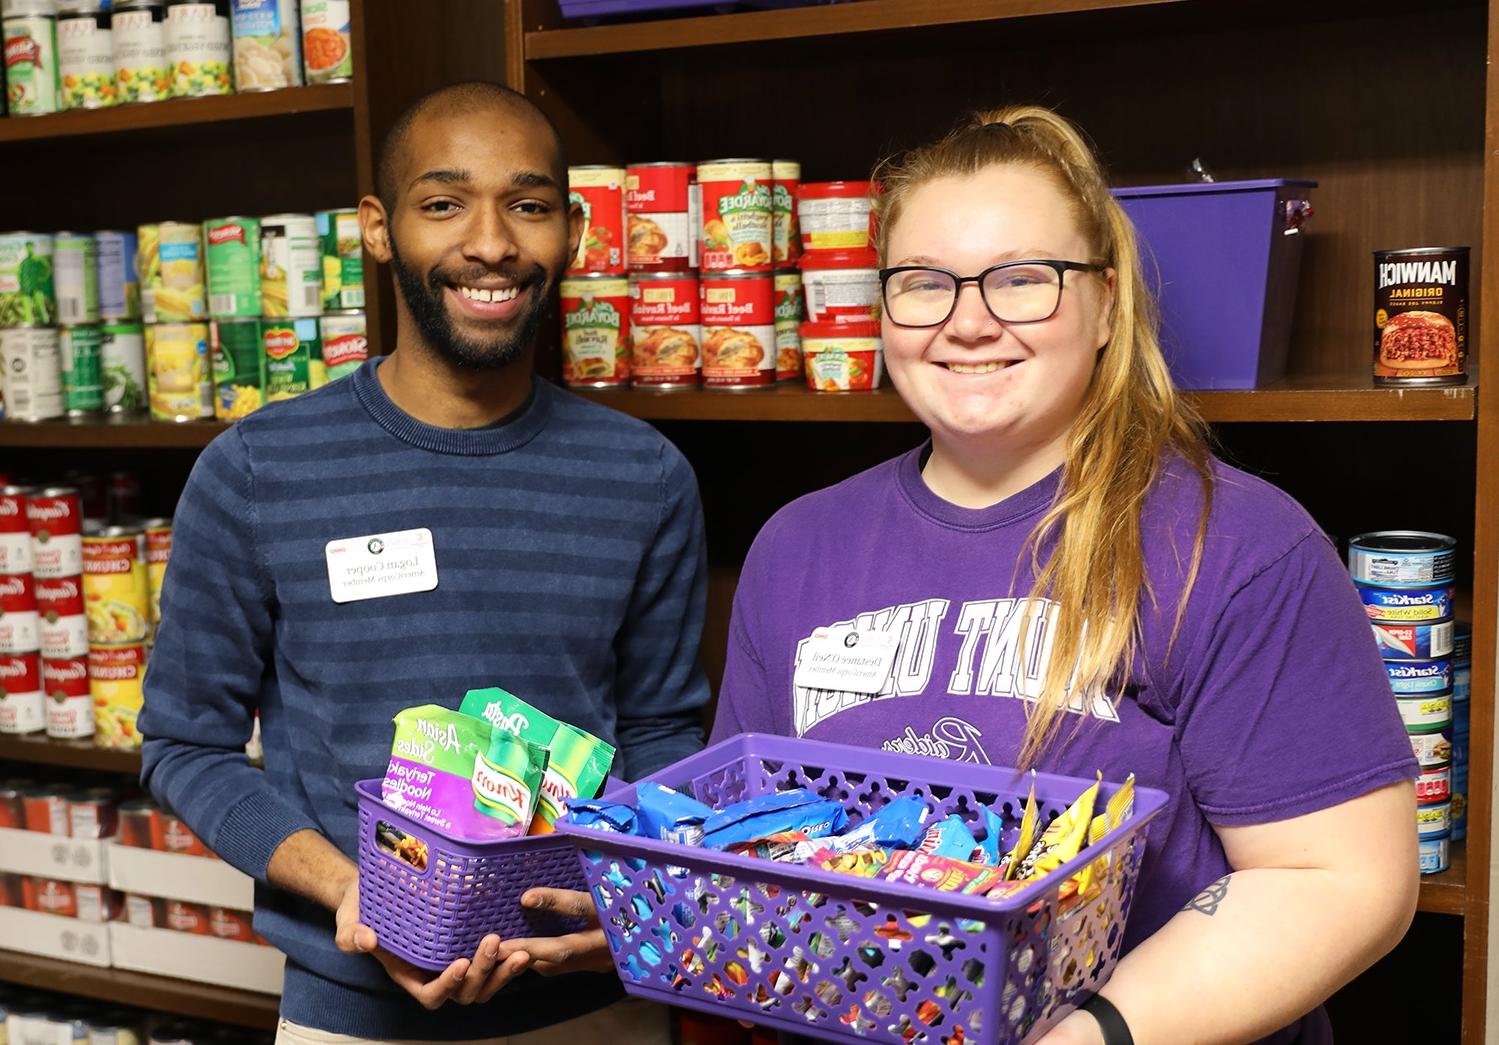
[106,843,254,909]
[108,923,283,994]
[0,826,109,884]
[0,907,111,966]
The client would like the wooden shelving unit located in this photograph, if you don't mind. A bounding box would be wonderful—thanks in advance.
[0,416,228,449]
[0,735,141,774]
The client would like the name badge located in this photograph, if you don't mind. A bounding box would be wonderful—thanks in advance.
[326,528,439,604]
[793,626,899,694]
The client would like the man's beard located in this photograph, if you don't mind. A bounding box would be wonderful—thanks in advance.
[388,235,552,371]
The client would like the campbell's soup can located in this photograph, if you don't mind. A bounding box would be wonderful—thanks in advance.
[1415,761,1452,803]
[0,573,39,655]
[261,213,323,317]
[771,159,801,268]
[626,162,696,273]
[700,273,774,388]
[82,524,151,646]
[164,899,212,934]
[1349,531,1457,588]
[1373,620,1453,661]
[1373,247,1468,387]
[319,310,367,381]
[629,273,700,389]
[27,486,83,579]
[209,905,256,941]
[89,642,146,749]
[560,275,629,387]
[1397,692,1453,731]
[36,575,88,658]
[568,166,627,275]
[698,159,773,273]
[774,270,805,381]
[43,656,93,739]
[0,652,44,734]
[0,486,34,576]
[145,518,171,626]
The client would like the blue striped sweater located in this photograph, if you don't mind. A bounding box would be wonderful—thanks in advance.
[140,359,709,1038]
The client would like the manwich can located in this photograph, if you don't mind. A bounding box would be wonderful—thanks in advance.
[1373,247,1469,387]
[560,275,629,387]
[700,272,774,388]
[568,166,627,275]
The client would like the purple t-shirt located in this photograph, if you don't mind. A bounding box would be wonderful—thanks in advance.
[711,446,1416,1043]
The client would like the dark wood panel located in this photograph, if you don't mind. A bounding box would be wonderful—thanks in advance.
[0,417,227,449]
[1418,842,1468,916]
[0,735,142,774]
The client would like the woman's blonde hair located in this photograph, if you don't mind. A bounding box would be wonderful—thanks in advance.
[872,106,1213,767]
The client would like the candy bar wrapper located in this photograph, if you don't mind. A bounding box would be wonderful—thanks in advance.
[1074,774,1137,900]
[918,814,982,861]
[977,806,1007,866]
[876,850,1006,896]
[703,788,849,850]
[459,687,617,835]
[822,795,928,854]
[1002,772,1040,881]
[729,831,815,862]
[472,728,550,837]
[635,781,713,845]
[565,798,638,835]
[383,705,504,840]
[1017,773,1101,881]
[816,848,891,878]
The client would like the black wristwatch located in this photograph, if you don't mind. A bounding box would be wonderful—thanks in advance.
[1079,994,1135,1045]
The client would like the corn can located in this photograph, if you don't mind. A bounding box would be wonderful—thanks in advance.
[164,0,232,97]
[112,1,171,103]
[260,213,321,317]
[83,524,151,646]
[60,325,104,416]
[144,221,206,323]
[317,209,364,310]
[212,316,263,419]
[298,0,349,82]
[560,275,629,387]
[89,642,146,749]
[100,322,148,412]
[147,322,213,421]
[144,519,170,627]
[204,216,262,318]
[263,316,318,400]
[58,8,117,110]
[319,310,366,380]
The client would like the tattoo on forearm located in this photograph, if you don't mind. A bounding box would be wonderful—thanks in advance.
[1183,875,1231,916]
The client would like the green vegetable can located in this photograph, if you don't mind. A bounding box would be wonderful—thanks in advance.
[164,0,231,97]
[263,317,317,401]
[58,9,118,110]
[54,233,99,326]
[0,232,56,328]
[100,322,148,413]
[60,325,104,416]
[211,316,264,420]
[3,13,60,116]
[316,209,364,311]
[204,216,262,318]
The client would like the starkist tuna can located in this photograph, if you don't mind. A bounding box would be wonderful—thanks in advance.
[1374,247,1468,387]
[1416,801,1452,839]
[1356,583,1453,623]
[1384,655,1450,694]
[1348,531,1457,588]
[1373,620,1454,661]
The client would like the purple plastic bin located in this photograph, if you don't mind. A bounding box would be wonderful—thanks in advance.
[1112,179,1316,390]
[554,734,1167,1044]
[355,779,588,971]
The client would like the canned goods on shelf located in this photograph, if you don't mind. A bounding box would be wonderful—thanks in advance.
[1384,657,1451,695]
[94,230,140,320]
[209,904,255,941]
[1415,761,1452,804]
[68,786,119,838]
[1419,832,1451,874]
[82,523,150,645]
[626,162,695,273]
[773,271,804,382]
[800,247,880,324]
[204,216,263,318]
[111,1,171,104]
[144,221,206,322]
[147,321,214,421]
[164,898,212,933]
[117,796,161,848]
[1396,692,1452,731]
[1355,582,1453,623]
[3,9,62,116]
[261,213,322,317]
[1452,620,1471,664]
[0,574,38,655]
[31,876,78,916]
[0,231,56,327]
[569,165,628,275]
[629,272,699,389]
[164,0,232,98]
[1373,247,1468,387]
[60,324,104,416]
[42,656,92,739]
[1416,800,1451,838]
[89,641,146,749]
[230,0,303,91]
[22,783,70,834]
[1348,531,1456,588]
[700,271,773,389]
[316,209,363,311]
[37,574,88,659]
[560,274,630,388]
[262,316,320,400]
[1408,729,1453,768]
[212,316,265,420]
[1373,620,1454,661]
[796,180,875,254]
[144,518,171,626]
[27,486,83,579]
[0,779,24,829]
[160,811,209,855]
[54,232,100,325]
[300,0,352,82]
[771,159,801,269]
[800,320,884,393]
[57,6,116,110]
[0,486,35,576]
[698,159,773,273]
[125,892,162,927]
[75,881,123,922]
[0,327,65,421]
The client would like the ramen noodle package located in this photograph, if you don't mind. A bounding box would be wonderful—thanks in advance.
[1016,774,1101,881]
[702,788,848,850]
[635,781,712,845]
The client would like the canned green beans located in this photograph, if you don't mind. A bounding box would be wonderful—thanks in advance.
[2,9,61,115]
[100,322,147,413]
[60,325,104,416]
[111,1,170,104]
[211,316,263,420]
[0,232,56,327]
[54,232,100,326]
[263,317,317,400]
[317,208,364,310]
[58,7,117,110]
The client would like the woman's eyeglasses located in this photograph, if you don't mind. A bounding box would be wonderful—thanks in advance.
[879,260,1107,328]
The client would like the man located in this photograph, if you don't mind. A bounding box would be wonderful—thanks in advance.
[140,82,707,1044]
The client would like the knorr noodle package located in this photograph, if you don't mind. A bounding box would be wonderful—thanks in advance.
[383,706,497,839]
[472,729,550,838]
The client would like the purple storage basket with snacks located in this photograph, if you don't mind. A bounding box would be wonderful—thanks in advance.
[355,778,589,971]
[555,734,1167,1045]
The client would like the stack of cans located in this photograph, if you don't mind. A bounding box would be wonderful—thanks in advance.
[31,486,91,739]
[1452,623,1471,842]
[1348,530,1458,875]
[0,486,43,734]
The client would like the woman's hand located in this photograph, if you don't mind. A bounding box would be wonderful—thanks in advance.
[1034,1009,1104,1045]
[495,887,615,975]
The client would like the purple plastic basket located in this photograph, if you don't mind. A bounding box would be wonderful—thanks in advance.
[554,734,1167,1044]
[1112,179,1316,391]
[355,778,588,971]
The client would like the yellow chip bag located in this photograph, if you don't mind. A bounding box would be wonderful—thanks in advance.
[1001,772,1040,882]
[1073,774,1137,901]
[1017,773,1101,881]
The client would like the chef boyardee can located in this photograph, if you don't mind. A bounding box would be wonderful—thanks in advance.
[211,317,263,420]
[1374,247,1468,387]
[1373,620,1454,661]
[54,232,100,325]
[60,325,104,416]
[1348,531,1457,588]
[1355,582,1453,623]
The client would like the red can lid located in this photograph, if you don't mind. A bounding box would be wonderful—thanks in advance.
[799,321,881,339]
[799,248,880,271]
[797,181,873,200]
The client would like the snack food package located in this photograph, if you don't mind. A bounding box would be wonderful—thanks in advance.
[728,830,815,862]
[1002,773,1041,880]
[976,806,1007,866]
[382,705,498,839]
[635,781,713,845]
[702,788,849,850]
[917,814,982,861]
[565,798,638,834]
[821,794,928,854]
[874,850,1007,896]
[816,847,891,877]
[472,728,550,838]
[1017,774,1101,881]
[1074,774,1137,900]
[460,687,615,834]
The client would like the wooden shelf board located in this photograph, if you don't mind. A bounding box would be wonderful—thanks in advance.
[0,948,278,1030]
[0,416,229,449]
[0,83,353,146]
[1417,839,1466,916]
[0,734,141,775]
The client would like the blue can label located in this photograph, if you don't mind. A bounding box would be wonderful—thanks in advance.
[1453,765,1468,842]
[1454,695,1470,735]
[1453,621,1471,664]
[1419,833,1450,874]
[1384,658,1451,694]
[1357,583,1453,622]
[1454,663,1471,703]
[95,231,140,320]
[1373,620,1453,660]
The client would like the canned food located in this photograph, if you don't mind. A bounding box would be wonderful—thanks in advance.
[773,271,804,382]
[700,272,773,388]
[33,877,78,917]
[36,575,87,658]
[144,519,170,626]
[60,325,104,415]
[299,0,349,81]
[164,0,231,97]
[145,221,206,323]
[1374,247,1468,387]
[95,231,140,320]
[95,321,146,413]
[259,213,321,317]
[209,905,255,941]
[69,787,118,838]
[88,1014,145,1045]
[263,317,318,399]
[771,160,801,268]
[317,209,363,310]
[1356,582,1452,623]
[1396,692,1453,731]
[117,796,160,848]
[82,524,150,645]
[212,316,264,419]
[567,165,627,275]
[112,1,170,103]
[164,899,212,933]
[3,11,60,115]
[89,642,146,748]
[146,322,212,420]
[74,882,124,922]
[1415,800,1451,838]
[629,273,699,389]
[800,248,880,324]
[0,779,24,828]
[204,216,262,318]
[797,181,874,254]
[27,487,83,579]
[0,871,20,907]
[1419,832,1451,874]
[698,159,773,273]
[626,162,695,273]
[1415,761,1451,803]
[159,812,208,854]
[0,231,56,327]
[800,321,884,392]
[1453,761,1468,841]
[0,486,33,575]
[1348,531,1457,588]
[55,232,100,325]
[22,784,70,834]
[230,0,301,89]
[318,310,366,380]
[1373,620,1453,661]
[44,660,93,737]
[0,573,38,655]
[1409,730,1453,768]
[560,275,629,387]
[1455,664,1471,704]
[124,892,162,927]
[0,327,64,420]
[58,7,116,110]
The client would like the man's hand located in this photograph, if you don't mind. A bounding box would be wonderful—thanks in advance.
[494,887,614,975]
[334,876,531,1009]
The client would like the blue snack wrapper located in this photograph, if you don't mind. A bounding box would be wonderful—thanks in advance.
[977,806,1007,865]
[703,788,849,850]
[820,794,929,854]
[565,798,638,834]
[918,814,982,861]
[635,781,712,845]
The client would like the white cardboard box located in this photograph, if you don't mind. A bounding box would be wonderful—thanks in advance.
[0,826,109,884]
[108,923,283,994]
[0,907,111,966]
[106,843,255,909]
